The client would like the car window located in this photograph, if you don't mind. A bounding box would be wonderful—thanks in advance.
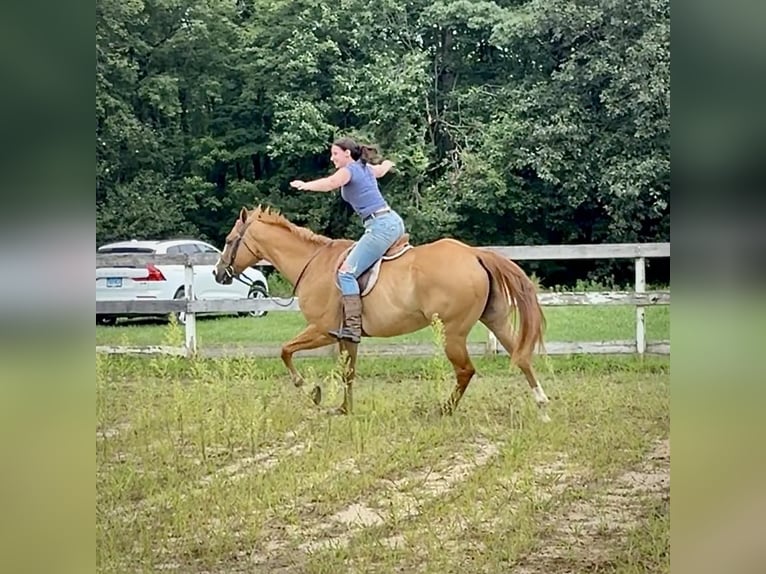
[166,245,182,255]
[179,243,201,255]
[199,244,220,254]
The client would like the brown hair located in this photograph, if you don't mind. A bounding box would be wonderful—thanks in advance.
[332,137,380,165]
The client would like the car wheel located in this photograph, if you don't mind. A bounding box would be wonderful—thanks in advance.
[241,284,268,318]
[97,314,117,326]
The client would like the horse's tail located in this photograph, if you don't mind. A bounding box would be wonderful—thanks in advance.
[475,249,546,364]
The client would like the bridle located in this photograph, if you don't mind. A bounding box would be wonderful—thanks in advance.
[220,217,260,289]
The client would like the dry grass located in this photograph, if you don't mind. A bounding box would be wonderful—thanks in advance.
[97,319,669,574]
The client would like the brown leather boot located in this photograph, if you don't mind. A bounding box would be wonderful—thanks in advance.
[329,294,363,343]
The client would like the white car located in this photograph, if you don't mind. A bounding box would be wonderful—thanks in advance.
[96,238,269,326]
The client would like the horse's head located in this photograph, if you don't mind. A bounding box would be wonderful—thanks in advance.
[213,207,264,284]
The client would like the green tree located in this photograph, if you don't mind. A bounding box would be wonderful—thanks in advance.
[96,0,669,286]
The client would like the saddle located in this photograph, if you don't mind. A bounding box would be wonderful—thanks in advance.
[334,234,413,297]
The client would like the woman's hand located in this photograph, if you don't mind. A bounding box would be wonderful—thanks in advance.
[290,180,307,190]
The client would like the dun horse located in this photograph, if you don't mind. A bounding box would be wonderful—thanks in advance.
[214,206,551,420]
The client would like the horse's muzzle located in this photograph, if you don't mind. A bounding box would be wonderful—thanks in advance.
[213,266,234,285]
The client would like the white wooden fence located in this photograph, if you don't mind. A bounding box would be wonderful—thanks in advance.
[96,242,670,358]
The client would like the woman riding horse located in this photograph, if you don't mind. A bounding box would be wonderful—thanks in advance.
[289,137,405,343]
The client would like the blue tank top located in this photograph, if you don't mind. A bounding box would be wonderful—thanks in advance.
[340,161,388,218]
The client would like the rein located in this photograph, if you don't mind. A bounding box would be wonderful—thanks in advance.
[289,244,327,297]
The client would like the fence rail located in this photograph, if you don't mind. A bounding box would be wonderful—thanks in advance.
[96,242,670,358]
[95,242,670,267]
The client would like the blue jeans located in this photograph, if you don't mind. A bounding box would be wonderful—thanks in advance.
[338,210,406,296]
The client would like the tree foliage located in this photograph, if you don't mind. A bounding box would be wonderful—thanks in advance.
[96,0,669,285]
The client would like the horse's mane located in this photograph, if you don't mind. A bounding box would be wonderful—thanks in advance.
[250,205,333,246]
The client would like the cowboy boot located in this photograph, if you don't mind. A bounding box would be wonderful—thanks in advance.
[329,294,363,343]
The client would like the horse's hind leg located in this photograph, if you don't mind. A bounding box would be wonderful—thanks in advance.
[481,315,551,422]
[441,332,476,415]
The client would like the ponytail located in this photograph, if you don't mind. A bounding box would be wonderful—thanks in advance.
[357,144,380,165]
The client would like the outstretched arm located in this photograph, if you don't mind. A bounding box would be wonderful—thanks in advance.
[290,167,351,192]
[369,159,395,179]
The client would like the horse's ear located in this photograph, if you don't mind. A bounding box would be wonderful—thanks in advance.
[239,207,248,223]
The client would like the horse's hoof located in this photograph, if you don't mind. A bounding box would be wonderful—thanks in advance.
[326,406,347,416]
[310,385,322,405]
[539,411,552,423]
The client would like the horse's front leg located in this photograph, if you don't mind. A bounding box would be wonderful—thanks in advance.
[281,324,335,403]
[332,341,358,414]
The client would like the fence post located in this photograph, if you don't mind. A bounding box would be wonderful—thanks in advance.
[487,329,498,355]
[635,257,646,355]
[184,261,197,357]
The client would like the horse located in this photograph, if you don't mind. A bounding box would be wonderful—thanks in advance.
[213,205,551,421]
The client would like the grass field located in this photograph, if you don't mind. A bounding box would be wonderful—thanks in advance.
[97,313,670,573]
[96,305,670,349]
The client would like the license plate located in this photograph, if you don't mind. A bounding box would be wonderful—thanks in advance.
[106,277,123,288]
